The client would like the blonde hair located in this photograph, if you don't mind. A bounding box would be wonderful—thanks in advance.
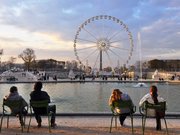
[109,89,122,105]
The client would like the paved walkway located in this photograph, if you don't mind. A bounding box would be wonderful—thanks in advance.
[0,116,179,135]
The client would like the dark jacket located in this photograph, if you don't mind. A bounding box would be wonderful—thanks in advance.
[30,90,50,102]
[30,90,50,114]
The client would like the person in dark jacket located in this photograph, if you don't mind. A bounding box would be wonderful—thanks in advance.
[30,81,56,128]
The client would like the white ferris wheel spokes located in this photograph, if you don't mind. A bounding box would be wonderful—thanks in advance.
[74,15,134,73]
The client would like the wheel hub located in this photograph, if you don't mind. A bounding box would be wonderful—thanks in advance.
[96,38,110,51]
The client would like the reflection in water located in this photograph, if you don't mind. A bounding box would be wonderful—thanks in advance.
[0,83,179,113]
[97,84,103,111]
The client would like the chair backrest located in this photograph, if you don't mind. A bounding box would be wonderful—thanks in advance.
[30,100,49,114]
[114,100,134,109]
[30,100,49,108]
[143,101,166,117]
[112,99,135,114]
[3,99,24,115]
[144,101,166,111]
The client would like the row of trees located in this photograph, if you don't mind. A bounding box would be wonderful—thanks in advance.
[0,48,80,72]
[0,48,35,71]
[1,48,179,73]
[1,48,126,73]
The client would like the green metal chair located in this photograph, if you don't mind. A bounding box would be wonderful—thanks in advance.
[0,98,28,133]
[139,101,168,135]
[109,100,136,134]
[27,100,52,133]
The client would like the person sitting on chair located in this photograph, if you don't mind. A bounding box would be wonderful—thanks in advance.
[30,81,57,128]
[109,89,134,126]
[139,85,165,130]
[4,86,28,126]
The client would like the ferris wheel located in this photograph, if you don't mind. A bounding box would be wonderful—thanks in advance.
[74,15,134,73]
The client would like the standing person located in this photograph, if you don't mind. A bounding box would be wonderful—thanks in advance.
[139,85,165,130]
[109,89,134,126]
[4,86,28,126]
[30,81,57,128]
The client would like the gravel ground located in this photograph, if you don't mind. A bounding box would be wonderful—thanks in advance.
[0,116,179,135]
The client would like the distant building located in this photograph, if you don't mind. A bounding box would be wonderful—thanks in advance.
[148,59,180,71]
[130,59,180,79]
[35,59,65,71]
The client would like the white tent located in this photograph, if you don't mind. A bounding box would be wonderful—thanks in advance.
[0,70,38,82]
[68,69,75,79]
[152,69,159,80]
[0,70,14,77]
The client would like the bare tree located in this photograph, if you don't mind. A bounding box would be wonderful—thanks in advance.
[18,48,36,71]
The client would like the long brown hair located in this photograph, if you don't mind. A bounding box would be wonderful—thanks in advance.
[109,89,122,105]
[150,85,158,104]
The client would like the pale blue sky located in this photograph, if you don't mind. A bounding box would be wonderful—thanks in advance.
[0,0,179,67]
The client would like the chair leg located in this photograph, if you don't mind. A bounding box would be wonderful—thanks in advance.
[7,116,9,128]
[27,115,32,133]
[130,115,134,134]
[48,114,51,133]
[142,116,146,135]
[21,123,24,133]
[141,116,143,134]
[18,114,24,132]
[163,118,169,135]
[115,116,117,129]
[109,115,114,133]
[24,115,26,128]
[0,115,4,132]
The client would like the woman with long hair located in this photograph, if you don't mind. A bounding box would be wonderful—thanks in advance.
[109,89,133,126]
